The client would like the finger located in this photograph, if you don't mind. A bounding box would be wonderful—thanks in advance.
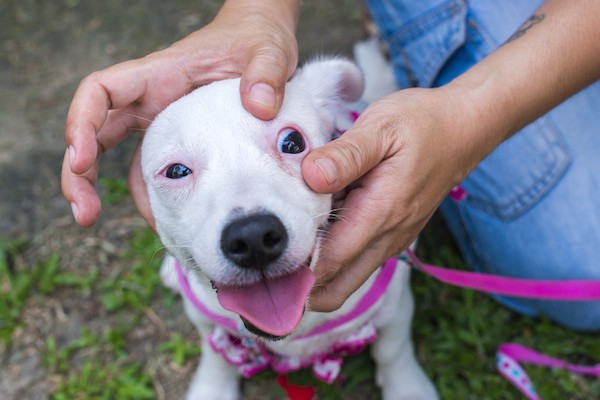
[62,107,148,223]
[301,122,392,194]
[65,77,109,175]
[128,141,156,231]
[309,165,416,311]
[65,59,161,175]
[240,46,297,120]
[309,238,391,312]
[61,149,101,227]
[97,107,150,150]
[314,184,384,281]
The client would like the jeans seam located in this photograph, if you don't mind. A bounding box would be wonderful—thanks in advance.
[464,117,572,221]
[384,0,467,87]
[386,0,466,45]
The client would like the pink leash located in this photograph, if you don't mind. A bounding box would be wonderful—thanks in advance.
[405,247,600,399]
[405,249,600,301]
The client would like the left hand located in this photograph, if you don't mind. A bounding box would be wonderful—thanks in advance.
[303,86,486,311]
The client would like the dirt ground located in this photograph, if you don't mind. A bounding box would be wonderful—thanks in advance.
[0,1,365,399]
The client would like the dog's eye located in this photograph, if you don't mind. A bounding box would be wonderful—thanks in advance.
[277,129,306,154]
[165,164,192,179]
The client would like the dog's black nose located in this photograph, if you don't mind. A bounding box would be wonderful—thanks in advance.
[220,213,288,270]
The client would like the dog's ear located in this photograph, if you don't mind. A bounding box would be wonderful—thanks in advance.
[291,57,364,110]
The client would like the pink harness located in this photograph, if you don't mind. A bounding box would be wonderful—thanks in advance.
[175,258,396,384]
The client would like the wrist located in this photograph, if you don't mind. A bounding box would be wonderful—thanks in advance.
[429,83,504,183]
[217,0,301,33]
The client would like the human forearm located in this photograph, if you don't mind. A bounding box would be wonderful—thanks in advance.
[217,0,302,33]
[447,0,600,167]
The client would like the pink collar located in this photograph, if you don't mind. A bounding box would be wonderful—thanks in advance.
[173,257,397,340]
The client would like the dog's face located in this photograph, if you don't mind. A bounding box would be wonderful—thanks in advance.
[142,59,363,339]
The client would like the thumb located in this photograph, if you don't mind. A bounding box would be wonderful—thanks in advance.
[302,124,389,194]
[240,47,297,121]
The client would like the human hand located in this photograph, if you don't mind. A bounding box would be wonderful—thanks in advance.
[62,0,300,228]
[303,86,494,311]
[304,0,600,311]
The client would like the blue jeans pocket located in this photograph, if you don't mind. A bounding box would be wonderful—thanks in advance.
[460,117,571,220]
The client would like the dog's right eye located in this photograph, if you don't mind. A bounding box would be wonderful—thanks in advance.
[165,164,192,179]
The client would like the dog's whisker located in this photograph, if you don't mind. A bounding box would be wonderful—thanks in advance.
[312,210,334,220]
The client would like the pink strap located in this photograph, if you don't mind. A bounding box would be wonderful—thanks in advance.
[293,257,397,340]
[499,343,600,376]
[174,258,397,342]
[405,249,600,398]
[405,249,600,301]
[175,261,239,332]
[497,343,600,400]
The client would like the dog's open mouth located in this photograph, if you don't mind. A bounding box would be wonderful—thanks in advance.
[213,265,315,339]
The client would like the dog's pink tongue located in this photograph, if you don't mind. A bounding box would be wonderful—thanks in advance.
[216,267,315,337]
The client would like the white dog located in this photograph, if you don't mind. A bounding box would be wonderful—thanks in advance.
[141,56,437,400]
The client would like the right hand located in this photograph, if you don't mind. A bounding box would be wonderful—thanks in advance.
[62,0,300,229]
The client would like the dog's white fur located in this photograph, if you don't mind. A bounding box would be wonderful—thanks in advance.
[142,56,437,399]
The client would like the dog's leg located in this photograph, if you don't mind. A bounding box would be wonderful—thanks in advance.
[371,264,438,400]
[185,319,241,400]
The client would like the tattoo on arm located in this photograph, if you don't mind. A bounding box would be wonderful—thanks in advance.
[506,13,545,43]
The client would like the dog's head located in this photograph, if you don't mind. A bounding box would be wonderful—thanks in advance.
[142,58,363,339]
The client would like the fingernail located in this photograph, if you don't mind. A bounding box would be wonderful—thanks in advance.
[249,83,276,108]
[68,145,76,167]
[314,158,337,185]
[70,202,79,222]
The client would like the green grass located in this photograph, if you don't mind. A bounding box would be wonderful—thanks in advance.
[98,177,130,205]
[4,205,600,399]
[42,228,168,399]
[0,237,31,343]
[159,333,202,367]
[0,239,98,344]
[43,327,155,400]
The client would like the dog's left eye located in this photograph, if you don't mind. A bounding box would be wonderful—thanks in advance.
[277,129,306,154]
[165,163,192,179]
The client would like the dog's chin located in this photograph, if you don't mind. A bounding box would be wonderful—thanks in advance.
[241,317,289,341]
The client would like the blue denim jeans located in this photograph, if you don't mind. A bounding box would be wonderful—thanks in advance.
[367,0,600,331]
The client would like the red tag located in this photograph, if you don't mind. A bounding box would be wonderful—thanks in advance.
[276,374,315,400]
